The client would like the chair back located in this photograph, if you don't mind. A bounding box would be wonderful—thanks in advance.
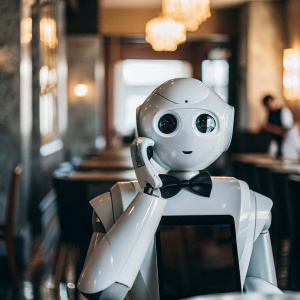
[269,169,291,273]
[287,174,300,290]
[5,165,22,236]
[242,162,260,191]
[256,165,273,198]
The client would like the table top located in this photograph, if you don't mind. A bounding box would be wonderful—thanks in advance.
[87,147,131,159]
[53,169,137,182]
[186,292,300,300]
[232,153,300,168]
[72,157,133,170]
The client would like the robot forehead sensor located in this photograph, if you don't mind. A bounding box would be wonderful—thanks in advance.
[153,78,211,104]
[154,91,210,105]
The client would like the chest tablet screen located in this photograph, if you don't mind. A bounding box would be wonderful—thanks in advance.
[156,215,241,299]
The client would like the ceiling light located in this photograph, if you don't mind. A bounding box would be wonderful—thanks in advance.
[163,0,211,32]
[145,16,186,52]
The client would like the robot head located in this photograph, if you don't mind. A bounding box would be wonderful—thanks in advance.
[136,78,234,171]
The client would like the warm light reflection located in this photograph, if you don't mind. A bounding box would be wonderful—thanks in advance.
[40,17,57,48]
[67,283,75,289]
[40,93,54,136]
[163,0,211,32]
[283,48,300,101]
[145,16,186,52]
[21,18,32,44]
[39,66,49,90]
[74,84,88,97]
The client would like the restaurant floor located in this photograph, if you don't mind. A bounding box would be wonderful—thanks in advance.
[0,214,86,300]
[0,234,291,300]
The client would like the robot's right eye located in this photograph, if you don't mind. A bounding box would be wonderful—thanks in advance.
[196,114,216,133]
[158,114,178,134]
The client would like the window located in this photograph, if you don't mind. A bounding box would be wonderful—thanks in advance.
[114,59,192,137]
[202,59,229,102]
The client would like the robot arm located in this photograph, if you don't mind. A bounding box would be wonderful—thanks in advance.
[78,191,166,299]
[244,192,282,294]
[78,138,167,300]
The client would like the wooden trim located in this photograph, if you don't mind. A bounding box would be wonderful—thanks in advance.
[104,37,121,148]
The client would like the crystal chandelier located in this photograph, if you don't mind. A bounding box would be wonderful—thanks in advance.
[145,16,186,52]
[163,0,211,32]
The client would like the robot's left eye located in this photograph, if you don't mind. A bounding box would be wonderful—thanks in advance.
[196,114,216,133]
[158,114,178,134]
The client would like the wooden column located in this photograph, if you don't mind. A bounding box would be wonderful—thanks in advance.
[104,36,120,148]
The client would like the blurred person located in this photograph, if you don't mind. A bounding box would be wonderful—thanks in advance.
[262,95,295,158]
[282,122,300,160]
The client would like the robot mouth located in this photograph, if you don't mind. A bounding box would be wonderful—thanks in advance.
[182,151,193,154]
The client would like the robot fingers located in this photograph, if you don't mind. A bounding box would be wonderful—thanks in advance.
[131,137,162,189]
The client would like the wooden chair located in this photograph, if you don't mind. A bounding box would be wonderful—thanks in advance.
[286,174,300,290]
[269,169,291,285]
[256,165,273,198]
[0,165,22,287]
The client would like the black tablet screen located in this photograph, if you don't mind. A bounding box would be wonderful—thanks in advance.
[156,215,241,300]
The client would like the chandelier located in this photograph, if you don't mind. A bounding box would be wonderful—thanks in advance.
[163,0,211,32]
[146,16,186,52]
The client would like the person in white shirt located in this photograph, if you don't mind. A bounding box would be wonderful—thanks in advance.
[262,95,299,159]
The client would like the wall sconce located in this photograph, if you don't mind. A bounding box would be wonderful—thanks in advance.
[283,48,300,101]
[40,17,57,49]
[74,84,88,97]
[21,17,32,44]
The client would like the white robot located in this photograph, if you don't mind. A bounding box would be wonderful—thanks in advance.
[77,78,281,300]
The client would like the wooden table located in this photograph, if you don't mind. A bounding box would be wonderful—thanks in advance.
[54,169,136,182]
[231,153,281,164]
[72,157,133,171]
[87,146,131,160]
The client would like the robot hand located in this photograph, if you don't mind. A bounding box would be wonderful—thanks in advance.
[131,137,162,190]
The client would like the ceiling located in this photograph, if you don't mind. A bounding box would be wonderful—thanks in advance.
[101,0,279,9]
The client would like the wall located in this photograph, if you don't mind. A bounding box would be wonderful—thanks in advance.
[67,36,105,157]
[0,0,68,272]
[286,0,300,120]
[29,0,68,236]
[0,0,21,224]
[100,8,239,38]
[286,0,300,52]
[236,4,249,130]
[237,2,285,132]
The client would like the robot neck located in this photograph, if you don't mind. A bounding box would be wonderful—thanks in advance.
[167,170,199,180]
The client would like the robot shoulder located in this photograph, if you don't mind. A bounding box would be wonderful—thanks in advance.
[229,179,272,241]
[90,192,114,232]
[239,180,273,241]
[252,190,273,241]
[89,181,140,231]
[110,181,141,221]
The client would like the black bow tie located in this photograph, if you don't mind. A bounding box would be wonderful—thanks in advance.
[159,171,212,199]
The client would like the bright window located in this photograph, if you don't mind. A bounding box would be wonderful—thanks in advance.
[114,59,192,137]
[202,59,229,102]
[122,59,192,86]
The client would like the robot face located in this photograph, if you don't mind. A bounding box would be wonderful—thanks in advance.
[136,78,234,171]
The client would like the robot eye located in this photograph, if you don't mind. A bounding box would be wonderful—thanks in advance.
[196,114,216,133]
[158,114,178,134]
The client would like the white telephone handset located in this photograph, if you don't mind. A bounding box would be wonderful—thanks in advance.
[131,137,163,190]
